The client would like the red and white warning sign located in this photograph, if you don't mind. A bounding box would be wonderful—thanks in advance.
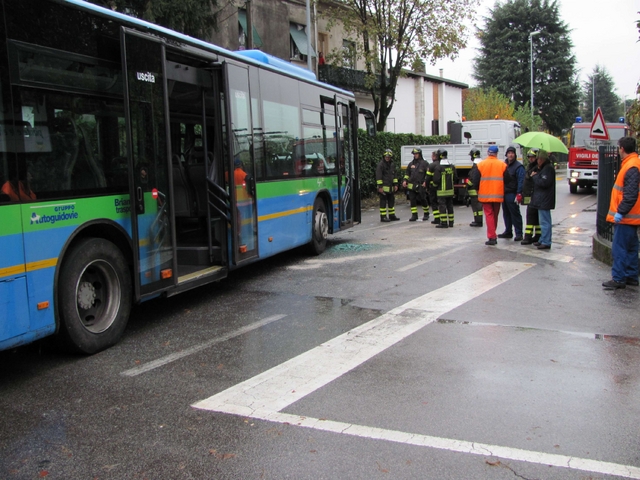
[589,107,609,140]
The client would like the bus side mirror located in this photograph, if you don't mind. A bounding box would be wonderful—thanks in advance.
[359,108,376,137]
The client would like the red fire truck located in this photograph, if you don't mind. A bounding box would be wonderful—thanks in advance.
[567,118,629,193]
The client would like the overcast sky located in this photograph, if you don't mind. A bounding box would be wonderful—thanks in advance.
[429,0,640,103]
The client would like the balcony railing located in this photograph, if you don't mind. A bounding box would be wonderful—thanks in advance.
[318,64,379,94]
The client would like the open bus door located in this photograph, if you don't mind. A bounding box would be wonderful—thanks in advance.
[122,29,176,298]
[336,99,359,227]
[223,63,259,265]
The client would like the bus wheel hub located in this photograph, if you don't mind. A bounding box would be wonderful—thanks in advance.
[77,281,96,310]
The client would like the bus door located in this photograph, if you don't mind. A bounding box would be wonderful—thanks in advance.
[336,100,358,227]
[121,29,175,297]
[223,63,258,265]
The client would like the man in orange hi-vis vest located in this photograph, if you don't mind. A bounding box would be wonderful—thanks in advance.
[477,145,507,245]
[602,136,640,290]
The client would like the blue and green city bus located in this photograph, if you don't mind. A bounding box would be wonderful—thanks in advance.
[0,0,372,353]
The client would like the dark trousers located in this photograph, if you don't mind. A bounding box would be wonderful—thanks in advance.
[469,194,483,225]
[429,189,439,223]
[524,204,540,239]
[612,224,639,282]
[409,189,429,215]
[502,193,523,236]
[438,196,454,224]
[379,191,395,217]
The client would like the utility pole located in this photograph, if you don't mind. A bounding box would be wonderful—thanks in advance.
[529,30,541,118]
[246,0,253,50]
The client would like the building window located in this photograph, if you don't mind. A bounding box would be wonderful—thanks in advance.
[342,40,356,69]
[238,9,263,49]
[290,22,315,61]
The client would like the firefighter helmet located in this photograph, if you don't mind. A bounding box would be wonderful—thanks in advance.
[469,149,481,159]
[383,148,393,157]
[411,148,422,155]
[527,148,539,157]
[436,149,448,160]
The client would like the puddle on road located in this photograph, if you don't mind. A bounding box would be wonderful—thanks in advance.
[436,319,640,346]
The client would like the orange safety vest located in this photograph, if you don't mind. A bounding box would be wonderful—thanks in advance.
[606,152,640,225]
[477,156,506,203]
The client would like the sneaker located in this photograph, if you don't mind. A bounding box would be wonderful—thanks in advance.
[514,236,523,242]
[485,239,497,245]
[626,278,640,286]
[389,215,400,221]
[602,279,626,290]
[497,232,512,239]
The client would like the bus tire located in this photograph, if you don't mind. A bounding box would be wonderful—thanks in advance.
[309,197,329,255]
[569,183,578,194]
[58,238,132,354]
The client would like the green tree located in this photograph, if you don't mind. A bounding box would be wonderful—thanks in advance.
[580,66,622,123]
[473,0,580,135]
[463,87,514,120]
[463,87,542,132]
[323,0,479,132]
[88,0,218,38]
[625,14,640,136]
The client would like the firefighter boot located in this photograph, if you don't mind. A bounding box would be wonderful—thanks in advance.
[409,213,418,222]
[422,214,430,221]
[520,234,533,245]
[389,215,400,221]
[381,216,390,222]
[448,222,454,227]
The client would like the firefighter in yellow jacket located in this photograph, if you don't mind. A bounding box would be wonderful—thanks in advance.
[433,149,457,228]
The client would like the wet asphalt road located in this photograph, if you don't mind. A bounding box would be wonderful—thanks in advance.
[1,174,640,480]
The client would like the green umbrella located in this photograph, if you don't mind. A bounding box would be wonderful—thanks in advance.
[513,132,568,154]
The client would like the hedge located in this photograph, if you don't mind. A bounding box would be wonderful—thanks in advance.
[357,130,449,197]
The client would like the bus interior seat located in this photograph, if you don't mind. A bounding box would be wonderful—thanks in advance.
[172,154,195,217]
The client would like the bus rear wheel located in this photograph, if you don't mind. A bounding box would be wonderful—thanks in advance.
[309,197,329,255]
[58,238,132,354]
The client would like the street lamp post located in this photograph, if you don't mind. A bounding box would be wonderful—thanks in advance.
[529,30,541,118]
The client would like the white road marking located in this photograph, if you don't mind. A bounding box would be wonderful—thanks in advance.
[497,244,574,263]
[121,314,287,377]
[253,412,640,480]
[193,261,531,415]
[396,244,468,272]
[192,261,640,478]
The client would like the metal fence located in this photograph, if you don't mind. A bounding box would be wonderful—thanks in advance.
[595,145,620,242]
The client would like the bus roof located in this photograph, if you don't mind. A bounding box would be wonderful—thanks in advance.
[63,0,353,97]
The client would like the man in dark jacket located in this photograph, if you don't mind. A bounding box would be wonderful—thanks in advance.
[403,148,430,221]
[521,149,541,244]
[427,151,441,225]
[433,149,457,228]
[376,149,400,222]
[498,146,525,241]
[530,149,556,249]
[467,149,483,227]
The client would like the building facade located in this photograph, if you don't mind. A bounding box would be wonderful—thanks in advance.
[207,0,467,136]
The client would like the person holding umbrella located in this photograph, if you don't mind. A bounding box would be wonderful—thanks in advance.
[529,149,556,250]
